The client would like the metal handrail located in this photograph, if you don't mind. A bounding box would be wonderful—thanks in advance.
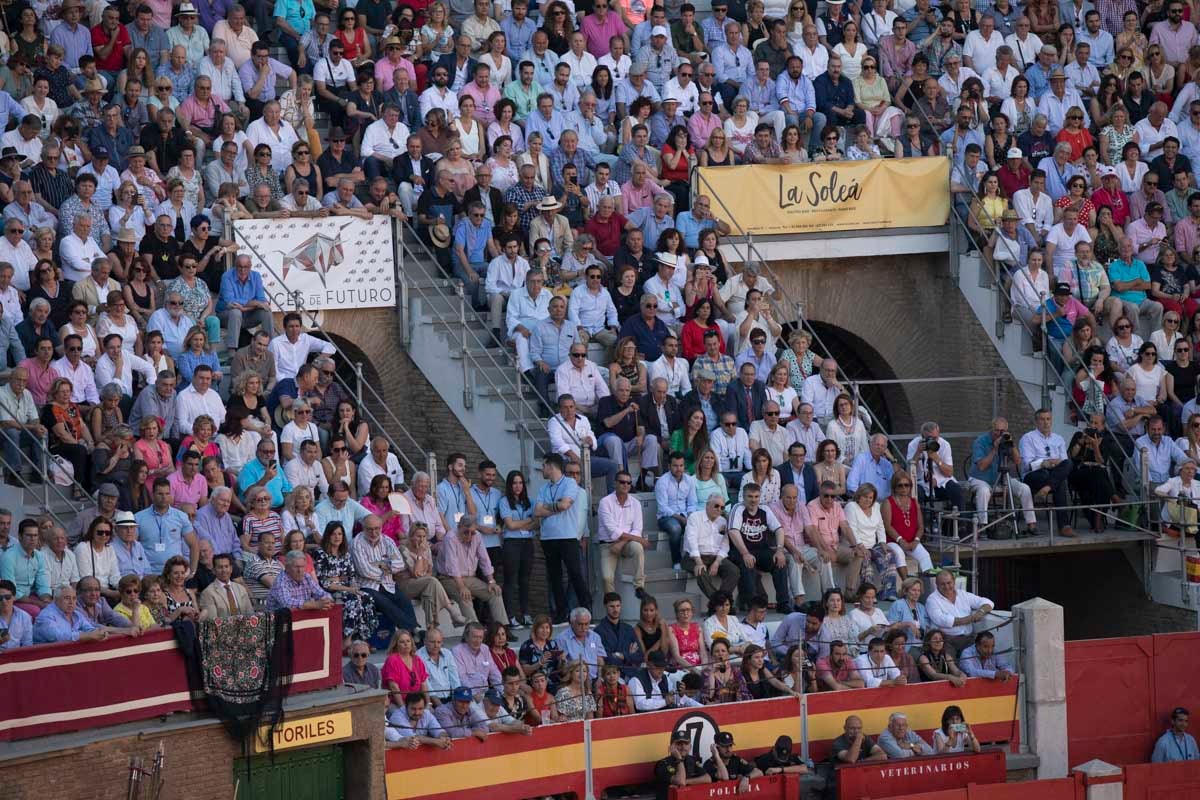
[394,218,551,463]
[692,168,903,460]
[0,413,92,520]
[228,215,425,477]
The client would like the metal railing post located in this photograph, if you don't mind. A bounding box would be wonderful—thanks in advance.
[1140,447,1150,506]
[41,435,49,509]
[992,377,1000,421]
[1038,292,1050,410]
[457,284,474,409]
[427,451,438,480]
[354,361,364,404]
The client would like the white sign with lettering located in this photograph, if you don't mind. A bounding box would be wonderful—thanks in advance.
[232,215,397,311]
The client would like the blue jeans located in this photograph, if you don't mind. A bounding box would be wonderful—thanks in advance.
[657,515,686,565]
[277,31,300,67]
[454,259,486,308]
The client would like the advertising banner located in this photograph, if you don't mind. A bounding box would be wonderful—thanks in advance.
[697,158,951,235]
[231,215,397,311]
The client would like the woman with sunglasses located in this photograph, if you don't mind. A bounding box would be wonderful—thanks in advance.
[246,144,284,200]
[1106,315,1144,376]
[1055,106,1094,163]
[322,436,358,497]
[75,516,122,602]
[336,8,373,65]
[540,0,575,56]
[812,126,845,162]
[1055,174,1097,227]
[58,300,100,364]
[1146,45,1175,103]
[1166,338,1200,419]
[854,56,900,140]
[27,258,74,329]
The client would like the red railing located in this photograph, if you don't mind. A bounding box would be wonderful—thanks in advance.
[0,607,342,742]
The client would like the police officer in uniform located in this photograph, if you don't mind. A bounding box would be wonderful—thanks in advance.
[703,731,763,789]
[654,730,710,800]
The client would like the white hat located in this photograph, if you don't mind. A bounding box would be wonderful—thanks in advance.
[655,251,678,267]
[651,24,669,37]
[1099,165,1119,178]
[1006,147,1023,159]
[177,2,198,14]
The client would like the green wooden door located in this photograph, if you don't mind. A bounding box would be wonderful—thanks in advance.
[234,745,345,800]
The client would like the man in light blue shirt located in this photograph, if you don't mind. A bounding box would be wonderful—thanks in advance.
[569,268,619,345]
[552,606,607,679]
[452,202,497,307]
[49,4,93,70]
[1108,237,1164,329]
[1152,708,1199,762]
[847,434,895,499]
[437,454,476,528]
[500,0,537,60]
[655,452,699,572]
[776,56,823,149]
[1077,11,1114,67]
[417,627,461,702]
[0,520,49,613]
[507,268,553,372]
[675,195,724,249]
[530,296,579,389]
[526,93,568,151]
[146,291,198,357]
[315,480,371,532]
[1135,417,1189,485]
[217,254,276,351]
[238,439,294,508]
[958,631,1016,680]
[711,23,754,111]
[135,479,199,574]
[32,585,110,643]
[534,453,591,621]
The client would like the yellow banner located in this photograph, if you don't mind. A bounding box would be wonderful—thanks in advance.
[256,711,353,753]
[697,157,951,235]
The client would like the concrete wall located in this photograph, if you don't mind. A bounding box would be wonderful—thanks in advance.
[768,251,1034,456]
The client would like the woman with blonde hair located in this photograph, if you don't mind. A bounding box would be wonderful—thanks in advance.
[826,392,869,465]
[400,521,466,628]
[845,483,901,598]
[780,329,823,392]
[280,75,322,156]
[554,658,597,721]
[282,485,321,543]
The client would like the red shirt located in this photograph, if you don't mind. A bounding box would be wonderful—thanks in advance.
[1091,186,1131,226]
[583,211,628,256]
[91,23,132,72]
[996,164,1030,198]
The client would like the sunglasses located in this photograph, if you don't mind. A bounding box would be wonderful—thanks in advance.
[765,411,780,417]
[1116,324,1131,331]
[897,481,912,487]
[570,352,586,358]
[616,479,633,485]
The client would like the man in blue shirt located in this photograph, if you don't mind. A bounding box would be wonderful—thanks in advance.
[452,201,498,309]
[534,453,590,622]
[1135,416,1189,485]
[32,584,113,643]
[1108,237,1165,335]
[967,417,1037,535]
[499,0,537,61]
[237,439,294,509]
[552,605,607,680]
[656,453,699,572]
[218,254,276,350]
[618,293,671,362]
[814,57,863,130]
[847,434,896,499]
[0,519,50,616]
[1152,708,1199,762]
[437,453,477,528]
[136,479,199,574]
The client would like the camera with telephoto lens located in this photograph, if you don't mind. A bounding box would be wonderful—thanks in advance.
[921,436,940,453]
[997,432,1014,452]
[1084,427,1100,438]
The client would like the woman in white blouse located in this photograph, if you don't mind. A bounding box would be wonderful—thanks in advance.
[478,30,513,86]
[844,483,900,598]
[825,393,870,466]
[282,485,322,543]
[1155,457,1200,532]
[740,448,781,505]
[833,20,868,80]
[74,516,122,603]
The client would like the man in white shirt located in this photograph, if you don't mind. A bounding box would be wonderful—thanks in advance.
[905,421,965,515]
[0,217,36,290]
[647,335,691,398]
[357,436,406,498]
[419,65,459,123]
[786,403,823,459]
[1136,101,1181,158]
[1012,169,1055,243]
[547,393,619,493]
[506,268,552,373]
[284,438,330,498]
[925,568,994,652]
[683,493,740,600]
[485,238,529,343]
[94,333,157,399]
[982,46,1020,103]
[963,13,1005,74]
[800,360,844,425]
[1018,407,1076,537]
[279,183,328,217]
[313,40,357,127]
[1064,41,1100,96]
[176,364,226,432]
[554,343,610,416]
[52,334,100,406]
[1005,17,1044,68]
[596,471,647,594]
[569,264,619,348]
[270,313,336,382]
[58,215,105,282]
[710,411,753,488]
[361,104,411,182]
[853,638,905,689]
[749,401,793,466]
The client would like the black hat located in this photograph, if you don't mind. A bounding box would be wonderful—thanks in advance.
[1053,281,1071,295]
[714,732,734,747]
[670,729,690,744]
[647,650,668,667]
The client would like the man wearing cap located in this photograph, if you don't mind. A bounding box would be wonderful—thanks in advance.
[1152,707,1199,762]
[655,730,711,800]
[757,736,808,776]
[435,686,490,740]
[49,0,92,71]
[240,41,296,119]
[705,731,762,790]
[614,61,661,122]
[636,25,677,94]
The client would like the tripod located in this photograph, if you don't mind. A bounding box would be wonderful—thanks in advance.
[989,453,1022,540]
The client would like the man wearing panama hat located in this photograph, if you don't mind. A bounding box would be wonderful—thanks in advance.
[528,195,573,259]
[48,0,91,71]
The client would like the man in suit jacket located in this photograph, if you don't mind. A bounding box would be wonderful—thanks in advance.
[463,168,505,225]
[199,553,254,618]
[382,74,423,132]
[778,441,819,504]
[392,138,438,218]
[434,36,479,92]
[638,379,682,447]
[724,362,768,431]
[679,368,728,432]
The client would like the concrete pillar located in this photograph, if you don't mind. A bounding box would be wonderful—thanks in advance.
[1013,597,1067,779]
[1072,759,1125,800]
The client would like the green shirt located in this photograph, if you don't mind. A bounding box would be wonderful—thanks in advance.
[503,79,543,121]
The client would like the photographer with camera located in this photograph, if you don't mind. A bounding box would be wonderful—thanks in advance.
[967,417,1037,537]
[1018,408,1076,538]
[1067,412,1126,532]
[905,421,965,516]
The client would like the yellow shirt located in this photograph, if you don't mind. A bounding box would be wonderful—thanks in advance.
[115,602,156,630]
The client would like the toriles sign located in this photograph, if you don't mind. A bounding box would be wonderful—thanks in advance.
[697,159,951,235]
[231,215,397,311]
[255,710,353,753]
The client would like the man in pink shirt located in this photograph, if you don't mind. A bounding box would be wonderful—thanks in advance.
[459,64,502,126]
[374,37,418,93]
[581,1,632,59]
[770,483,832,611]
[1150,1,1198,66]
[169,451,209,518]
[620,160,667,214]
[805,481,864,595]
[688,91,723,149]
[436,515,507,624]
